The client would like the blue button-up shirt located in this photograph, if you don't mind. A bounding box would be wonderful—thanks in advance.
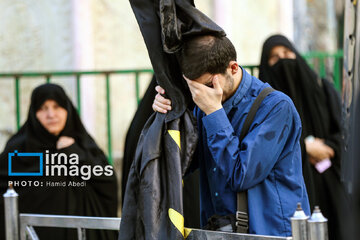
[191,68,310,236]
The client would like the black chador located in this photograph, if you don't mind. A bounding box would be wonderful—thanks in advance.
[0,83,118,240]
[259,35,348,240]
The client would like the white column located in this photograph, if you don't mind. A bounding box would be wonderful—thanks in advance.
[278,0,294,41]
[293,0,310,52]
[71,0,96,136]
[326,0,338,51]
[213,0,233,38]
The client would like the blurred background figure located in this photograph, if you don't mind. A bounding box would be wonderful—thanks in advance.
[0,83,118,240]
[259,35,348,240]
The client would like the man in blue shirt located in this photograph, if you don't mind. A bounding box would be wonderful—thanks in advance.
[153,35,310,236]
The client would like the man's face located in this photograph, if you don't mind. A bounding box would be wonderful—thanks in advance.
[191,69,234,102]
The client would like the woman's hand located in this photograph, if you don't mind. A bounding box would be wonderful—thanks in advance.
[152,86,172,114]
[57,136,75,149]
[305,137,334,165]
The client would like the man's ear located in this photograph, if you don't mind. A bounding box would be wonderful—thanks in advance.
[228,61,239,75]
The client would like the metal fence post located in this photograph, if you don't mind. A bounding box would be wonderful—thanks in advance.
[3,184,19,240]
[307,206,328,240]
[291,203,308,240]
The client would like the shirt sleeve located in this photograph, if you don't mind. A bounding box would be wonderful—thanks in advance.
[202,100,297,191]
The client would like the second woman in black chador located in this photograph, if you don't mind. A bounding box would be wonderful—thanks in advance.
[259,35,348,240]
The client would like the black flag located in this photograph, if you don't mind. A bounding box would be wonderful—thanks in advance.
[119,0,224,239]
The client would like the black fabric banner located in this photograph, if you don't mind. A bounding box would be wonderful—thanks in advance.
[120,0,224,239]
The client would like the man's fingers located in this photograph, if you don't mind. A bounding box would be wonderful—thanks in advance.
[184,78,194,88]
[212,76,223,96]
[152,103,167,113]
[153,93,171,113]
[183,75,191,82]
[152,87,172,113]
[185,81,199,99]
[155,85,165,94]
[185,77,203,90]
[213,76,221,90]
[152,98,171,113]
[155,93,171,106]
[185,79,198,98]
[154,98,172,111]
[184,75,213,92]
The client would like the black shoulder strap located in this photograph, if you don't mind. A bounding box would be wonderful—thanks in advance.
[236,87,275,233]
[238,87,275,143]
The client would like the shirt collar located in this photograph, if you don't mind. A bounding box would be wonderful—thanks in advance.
[222,67,252,114]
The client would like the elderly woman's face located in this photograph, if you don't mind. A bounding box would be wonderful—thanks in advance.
[36,100,67,136]
[268,45,296,66]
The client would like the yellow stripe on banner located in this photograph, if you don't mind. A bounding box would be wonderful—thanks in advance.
[184,228,192,239]
[354,0,358,6]
[168,130,181,149]
[168,208,184,237]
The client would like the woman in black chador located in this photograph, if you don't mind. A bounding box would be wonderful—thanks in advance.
[0,83,118,240]
[259,34,348,240]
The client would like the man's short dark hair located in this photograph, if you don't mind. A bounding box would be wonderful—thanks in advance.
[178,35,237,79]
